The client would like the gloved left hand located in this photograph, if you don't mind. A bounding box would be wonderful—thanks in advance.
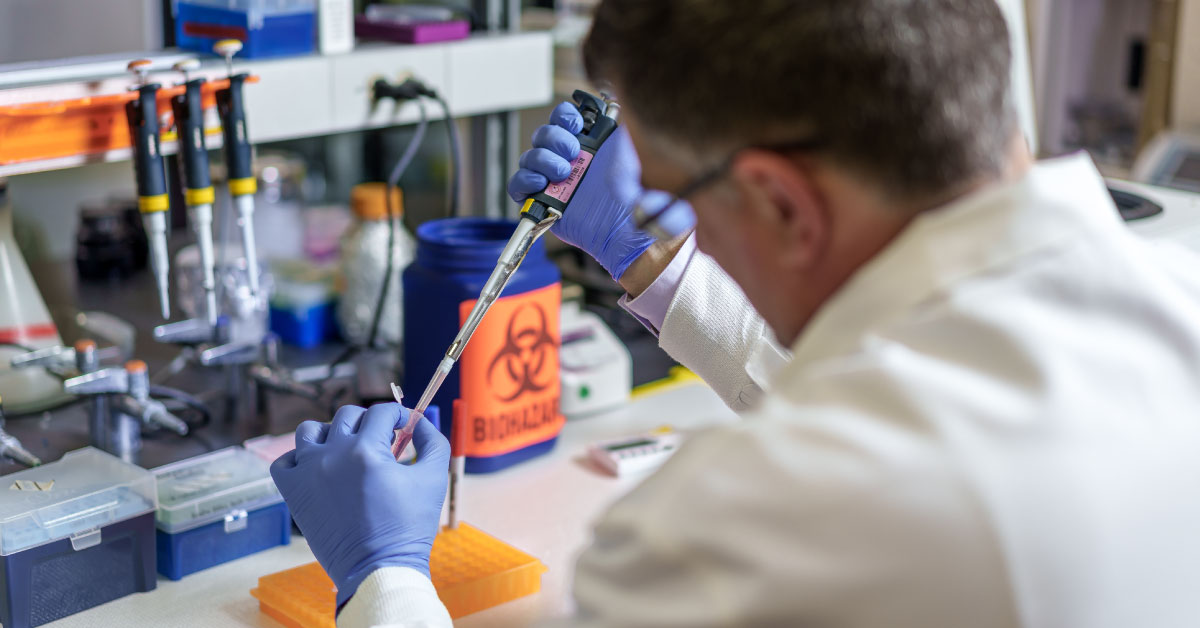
[270,404,450,610]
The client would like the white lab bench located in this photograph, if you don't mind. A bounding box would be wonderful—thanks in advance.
[43,381,737,628]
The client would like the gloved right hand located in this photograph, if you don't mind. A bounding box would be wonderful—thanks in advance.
[507,102,659,280]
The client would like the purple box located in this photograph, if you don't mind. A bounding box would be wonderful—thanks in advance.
[355,17,470,44]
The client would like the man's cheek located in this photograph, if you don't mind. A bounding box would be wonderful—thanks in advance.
[695,227,743,285]
[691,209,723,256]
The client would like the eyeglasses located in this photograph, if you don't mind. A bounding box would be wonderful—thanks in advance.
[632,138,825,240]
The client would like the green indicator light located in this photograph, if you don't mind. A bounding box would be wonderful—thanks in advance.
[580,385,590,399]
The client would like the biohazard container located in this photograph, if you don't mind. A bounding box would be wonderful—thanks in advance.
[0,447,157,628]
[403,218,563,473]
[153,447,290,580]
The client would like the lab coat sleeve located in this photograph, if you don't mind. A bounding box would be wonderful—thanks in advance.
[337,566,453,628]
[566,393,1015,628]
[655,245,790,411]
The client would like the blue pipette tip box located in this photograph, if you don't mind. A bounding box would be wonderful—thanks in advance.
[152,447,290,581]
[0,447,157,628]
[175,0,317,59]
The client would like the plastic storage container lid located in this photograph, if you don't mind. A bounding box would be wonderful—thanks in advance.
[153,447,283,534]
[243,432,295,463]
[176,0,316,15]
[0,447,156,556]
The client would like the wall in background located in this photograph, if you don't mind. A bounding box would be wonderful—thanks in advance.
[8,162,136,263]
[1031,0,1151,166]
[998,0,1039,154]
[0,0,163,64]
[1174,0,1200,128]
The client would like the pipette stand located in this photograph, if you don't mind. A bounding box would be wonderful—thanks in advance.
[8,340,123,381]
[246,342,358,426]
[153,320,357,424]
[9,339,126,450]
[64,360,189,463]
[153,317,255,423]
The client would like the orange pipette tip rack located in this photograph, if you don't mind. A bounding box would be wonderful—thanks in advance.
[250,523,547,625]
[252,562,333,628]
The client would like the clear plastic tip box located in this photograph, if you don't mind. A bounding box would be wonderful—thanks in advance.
[0,447,157,628]
[153,447,290,580]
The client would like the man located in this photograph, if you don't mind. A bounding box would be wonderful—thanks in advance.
[270,1,1200,626]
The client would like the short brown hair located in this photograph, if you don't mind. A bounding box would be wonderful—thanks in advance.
[583,0,1016,200]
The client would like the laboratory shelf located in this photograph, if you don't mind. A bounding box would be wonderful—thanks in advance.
[0,31,552,178]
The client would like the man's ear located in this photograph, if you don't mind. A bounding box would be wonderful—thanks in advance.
[730,150,829,269]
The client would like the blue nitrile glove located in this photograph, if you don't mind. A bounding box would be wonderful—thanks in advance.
[508,102,675,280]
[270,403,450,610]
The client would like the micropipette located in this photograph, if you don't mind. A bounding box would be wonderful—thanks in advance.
[214,39,262,299]
[124,59,172,320]
[396,91,621,460]
[170,58,219,326]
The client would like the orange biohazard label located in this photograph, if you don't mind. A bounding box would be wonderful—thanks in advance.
[457,283,564,457]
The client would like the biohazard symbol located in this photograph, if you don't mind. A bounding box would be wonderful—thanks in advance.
[486,302,557,402]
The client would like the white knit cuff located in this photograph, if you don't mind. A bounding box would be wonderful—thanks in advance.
[338,566,452,628]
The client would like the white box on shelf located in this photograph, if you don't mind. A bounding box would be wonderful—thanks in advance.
[318,0,356,55]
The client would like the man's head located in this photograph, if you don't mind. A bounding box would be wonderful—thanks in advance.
[584,0,1028,345]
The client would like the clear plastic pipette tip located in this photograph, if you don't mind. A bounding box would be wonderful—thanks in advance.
[235,195,261,298]
[390,357,453,460]
[390,382,418,459]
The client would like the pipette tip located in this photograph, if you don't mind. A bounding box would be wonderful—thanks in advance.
[206,292,219,327]
[0,430,40,468]
[10,449,41,468]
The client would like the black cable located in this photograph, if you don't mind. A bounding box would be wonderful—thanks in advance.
[364,99,429,352]
[0,342,34,353]
[434,95,462,217]
[150,384,213,428]
[328,344,358,371]
[366,176,398,353]
[330,78,450,374]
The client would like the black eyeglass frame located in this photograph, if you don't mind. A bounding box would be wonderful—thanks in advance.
[632,138,826,235]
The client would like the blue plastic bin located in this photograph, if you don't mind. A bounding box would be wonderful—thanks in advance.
[0,448,158,628]
[152,447,290,580]
[403,219,564,473]
[175,0,316,59]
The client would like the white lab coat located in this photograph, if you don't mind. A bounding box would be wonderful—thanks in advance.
[340,153,1200,627]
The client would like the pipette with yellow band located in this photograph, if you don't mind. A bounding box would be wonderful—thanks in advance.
[171,58,219,326]
[214,39,262,299]
[125,59,172,320]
